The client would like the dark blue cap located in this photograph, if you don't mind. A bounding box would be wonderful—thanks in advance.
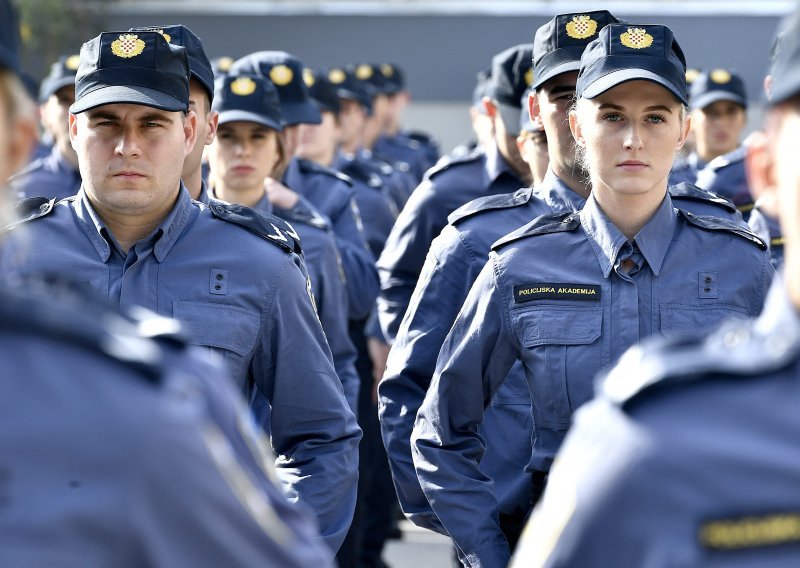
[211,56,234,79]
[769,8,800,105]
[380,62,405,94]
[304,68,340,114]
[533,11,620,90]
[229,51,321,125]
[70,31,190,114]
[328,66,374,113]
[212,73,283,132]
[690,68,747,110]
[0,0,20,74]
[352,63,390,95]
[472,68,491,109]
[129,25,214,104]
[39,54,80,102]
[576,24,688,105]
[486,44,533,132]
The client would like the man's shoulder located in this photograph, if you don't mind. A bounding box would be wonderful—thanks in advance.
[426,147,484,182]
[203,200,303,256]
[448,187,538,226]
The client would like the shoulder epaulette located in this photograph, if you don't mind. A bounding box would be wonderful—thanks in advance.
[706,146,746,171]
[678,209,766,250]
[338,160,384,189]
[668,182,737,214]
[427,147,483,180]
[296,158,353,187]
[207,200,302,255]
[407,130,437,146]
[275,202,330,232]
[601,316,799,408]
[2,197,57,233]
[448,187,534,225]
[491,211,579,251]
[8,156,45,181]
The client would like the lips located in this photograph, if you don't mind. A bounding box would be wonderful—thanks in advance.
[112,171,147,179]
[231,165,255,174]
[617,160,648,171]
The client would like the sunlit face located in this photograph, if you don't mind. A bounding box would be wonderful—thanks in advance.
[772,103,800,257]
[337,98,367,148]
[518,128,549,185]
[41,85,75,159]
[296,110,338,163]
[691,100,746,160]
[183,79,218,180]
[570,80,689,200]
[491,102,529,180]
[69,103,197,218]
[531,71,579,176]
[209,121,281,192]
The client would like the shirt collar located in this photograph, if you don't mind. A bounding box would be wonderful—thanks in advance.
[483,141,516,186]
[73,184,195,263]
[580,193,677,278]
[534,168,587,214]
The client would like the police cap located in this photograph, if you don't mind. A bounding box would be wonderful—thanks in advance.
[212,73,283,132]
[690,68,747,111]
[485,44,534,133]
[39,54,80,102]
[769,8,800,105]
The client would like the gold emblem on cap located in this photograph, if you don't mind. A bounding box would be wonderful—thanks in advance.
[355,64,373,80]
[524,68,534,87]
[328,68,346,84]
[269,65,294,87]
[620,27,654,50]
[230,76,257,96]
[685,68,700,84]
[303,68,316,87]
[381,63,394,78]
[64,55,80,70]
[565,15,598,40]
[111,34,146,59]
[154,29,172,43]
[216,56,233,73]
[710,69,732,84]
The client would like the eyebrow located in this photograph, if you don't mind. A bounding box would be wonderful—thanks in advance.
[549,85,576,96]
[85,110,175,123]
[598,103,674,114]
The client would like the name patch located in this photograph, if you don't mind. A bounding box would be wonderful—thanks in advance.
[514,283,601,303]
[700,513,800,551]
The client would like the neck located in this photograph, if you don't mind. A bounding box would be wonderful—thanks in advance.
[304,146,335,168]
[552,161,591,199]
[695,143,723,164]
[384,117,400,137]
[182,165,204,200]
[89,192,178,253]
[340,137,362,155]
[57,141,80,171]
[214,181,264,208]
[593,183,666,241]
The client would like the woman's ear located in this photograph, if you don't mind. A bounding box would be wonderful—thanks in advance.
[568,109,584,146]
[676,113,691,152]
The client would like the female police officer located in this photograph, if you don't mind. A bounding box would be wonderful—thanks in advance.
[411,24,773,568]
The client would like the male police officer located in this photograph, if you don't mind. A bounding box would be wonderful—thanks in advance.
[0,4,333,566]
[513,9,800,566]
[10,53,81,200]
[376,44,530,345]
[0,30,359,553]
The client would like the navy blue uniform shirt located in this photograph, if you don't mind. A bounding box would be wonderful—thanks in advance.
[284,156,379,320]
[376,142,524,343]
[516,278,800,567]
[0,281,333,567]
[1,186,361,552]
[412,192,772,567]
[10,145,81,200]
[695,146,755,217]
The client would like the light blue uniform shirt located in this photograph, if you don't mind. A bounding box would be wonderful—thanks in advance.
[412,192,772,567]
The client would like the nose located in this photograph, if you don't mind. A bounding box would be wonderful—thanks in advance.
[623,123,644,151]
[114,127,143,158]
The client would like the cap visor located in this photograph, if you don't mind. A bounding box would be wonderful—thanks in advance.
[771,66,800,105]
[70,85,186,114]
[217,109,282,132]
[496,102,523,136]
[691,91,746,111]
[581,69,688,105]
[280,101,321,125]
[532,60,581,90]
[40,77,75,102]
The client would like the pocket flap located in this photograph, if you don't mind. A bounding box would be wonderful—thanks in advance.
[516,305,603,347]
[172,301,260,356]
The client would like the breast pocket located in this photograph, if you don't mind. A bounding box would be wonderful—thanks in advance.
[172,300,261,379]
[513,305,602,429]
[660,304,748,340]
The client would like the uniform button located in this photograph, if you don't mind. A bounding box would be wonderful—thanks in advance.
[704,277,712,284]
[216,273,224,281]
[214,284,222,291]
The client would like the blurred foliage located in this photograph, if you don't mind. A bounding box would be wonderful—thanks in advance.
[15,0,113,81]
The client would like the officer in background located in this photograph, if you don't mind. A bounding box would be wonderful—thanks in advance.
[516,87,548,187]
[449,68,493,160]
[513,8,800,566]
[10,53,81,200]
[0,31,360,553]
[0,3,332,566]
[376,44,529,344]
[412,24,772,567]
[379,12,618,557]
[230,51,380,323]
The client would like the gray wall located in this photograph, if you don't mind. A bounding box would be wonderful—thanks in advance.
[106,11,785,152]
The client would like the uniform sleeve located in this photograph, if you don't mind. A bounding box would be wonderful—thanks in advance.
[377,179,449,342]
[129,357,335,568]
[378,225,479,533]
[251,253,362,553]
[314,236,360,415]
[329,192,380,321]
[411,257,519,568]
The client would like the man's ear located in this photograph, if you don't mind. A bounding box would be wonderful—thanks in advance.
[183,110,199,156]
[482,97,498,118]
[205,110,219,145]
[529,90,541,122]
